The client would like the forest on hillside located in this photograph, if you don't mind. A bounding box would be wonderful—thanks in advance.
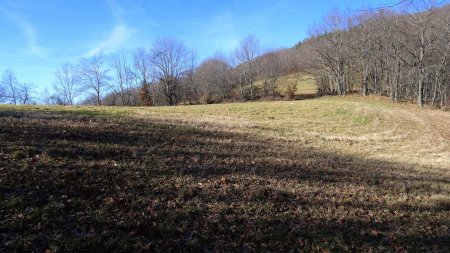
[0,1,449,108]
[299,2,450,108]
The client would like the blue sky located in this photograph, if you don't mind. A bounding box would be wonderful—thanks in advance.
[0,0,400,94]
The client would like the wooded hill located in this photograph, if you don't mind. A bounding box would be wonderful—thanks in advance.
[295,3,450,108]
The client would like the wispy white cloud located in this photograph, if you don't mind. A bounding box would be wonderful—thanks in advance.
[82,0,133,58]
[105,0,124,22]
[0,6,46,57]
[83,24,133,57]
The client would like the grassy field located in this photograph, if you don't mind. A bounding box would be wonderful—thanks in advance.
[253,73,318,99]
[1,96,449,252]
[282,73,318,96]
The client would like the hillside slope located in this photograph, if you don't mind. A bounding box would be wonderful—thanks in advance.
[1,97,449,252]
[254,73,318,99]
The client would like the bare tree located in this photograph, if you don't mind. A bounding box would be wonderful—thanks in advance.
[181,52,200,104]
[258,50,284,99]
[17,82,34,105]
[349,12,376,96]
[0,78,4,103]
[53,63,79,105]
[133,48,151,86]
[1,70,19,104]
[150,38,191,106]
[381,10,403,101]
[109,53,136,106]
[133,48,153,106]
[234,35,260,100]
[400,1,440,106]
[430,8,450,107]
[196,55,233,103]
[322,11,349,95]
[78,55,110,106]
[305,10,351,96]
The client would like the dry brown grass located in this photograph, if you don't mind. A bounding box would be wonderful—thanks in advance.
[253,72,318,99]
[1,96,449,252]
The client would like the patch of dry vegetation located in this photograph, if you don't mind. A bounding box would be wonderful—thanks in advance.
[1,96,449,252]
[253,72,318,100]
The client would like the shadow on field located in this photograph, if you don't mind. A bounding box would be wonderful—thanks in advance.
[1,110,449,252]
[293,93,319,100]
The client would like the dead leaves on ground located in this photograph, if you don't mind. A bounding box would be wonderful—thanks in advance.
[0,110,449,252]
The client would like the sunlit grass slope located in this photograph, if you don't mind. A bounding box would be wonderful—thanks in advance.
[136,96,450,169]
[253,72,319,98]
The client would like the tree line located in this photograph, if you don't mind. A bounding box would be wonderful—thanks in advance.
[299,2,450,107]
[1,1,449,108]
[0,36,299,107]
